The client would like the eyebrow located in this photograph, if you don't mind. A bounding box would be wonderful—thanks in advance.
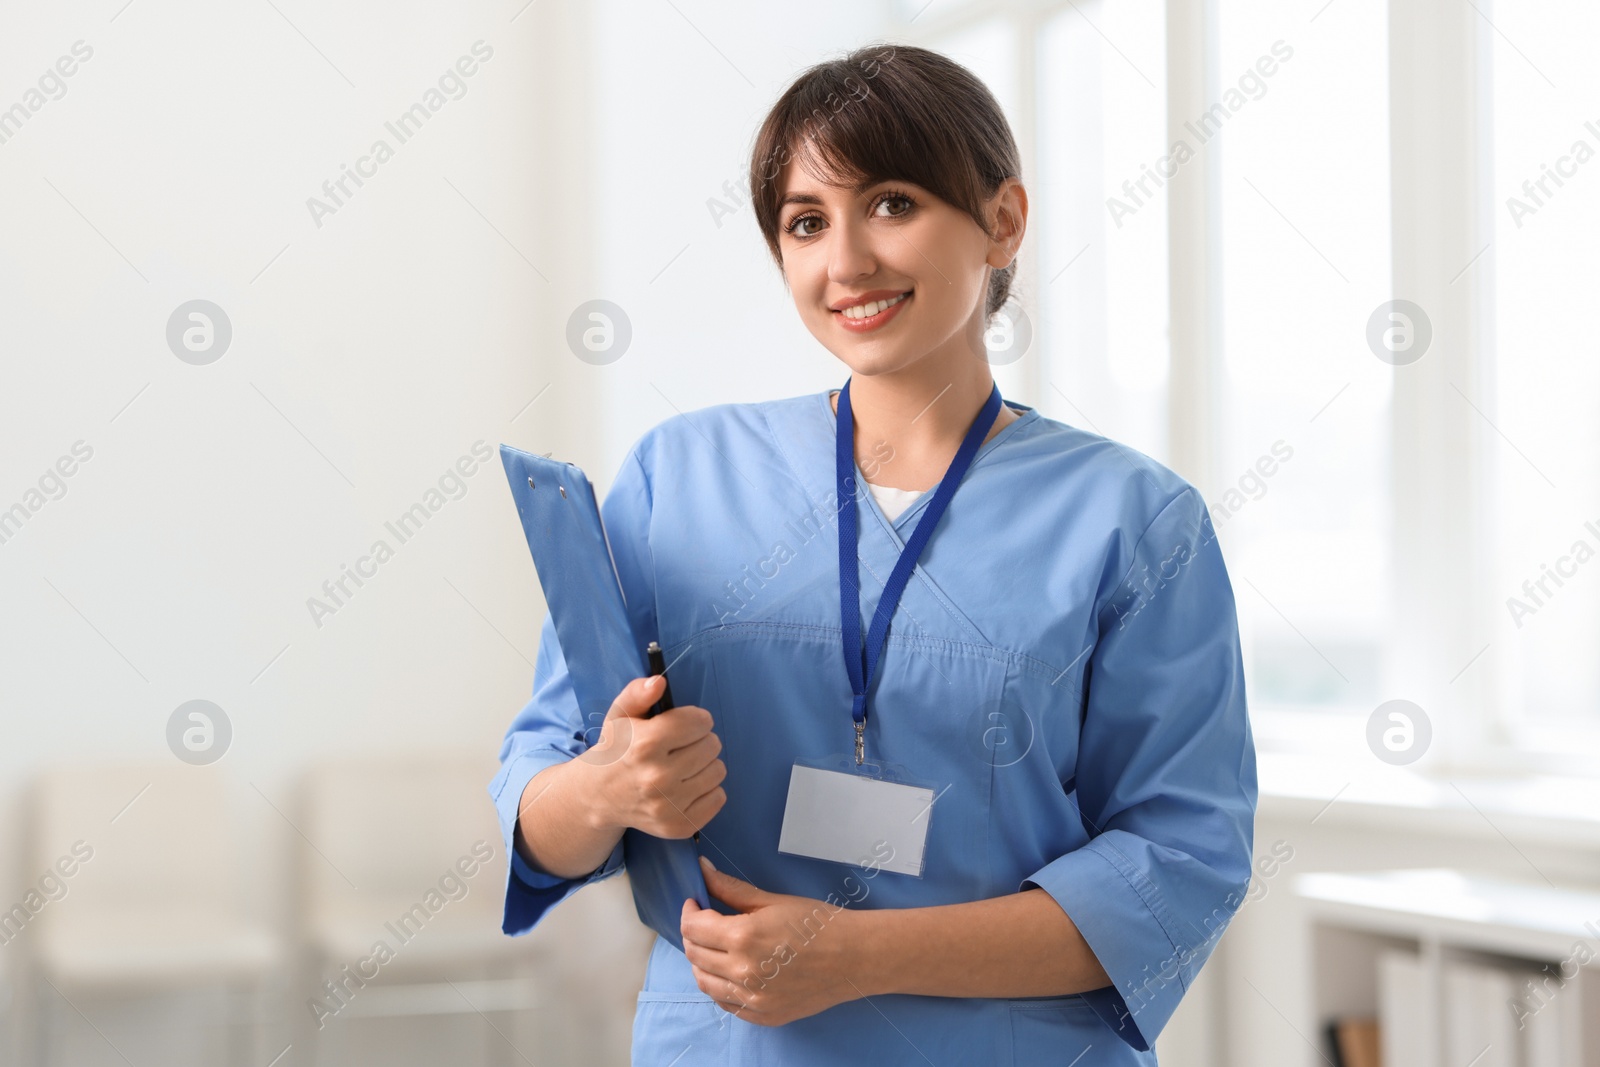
[777,178,895,211]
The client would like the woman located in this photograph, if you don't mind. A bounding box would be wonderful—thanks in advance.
[491,42,1257,1065]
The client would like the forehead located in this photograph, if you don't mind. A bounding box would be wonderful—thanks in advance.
[775,161,902,211]
[774,142,885,205]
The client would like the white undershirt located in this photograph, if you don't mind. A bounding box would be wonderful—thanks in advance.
[865,481,924,522]
[838,387,1016,522]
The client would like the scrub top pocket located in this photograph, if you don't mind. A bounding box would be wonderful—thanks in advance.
[632,992,729,1067]
[698,621,1014,908]
[1007,996,1155,1066]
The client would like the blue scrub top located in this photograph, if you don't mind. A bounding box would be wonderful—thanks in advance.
[490,388,1258,1066]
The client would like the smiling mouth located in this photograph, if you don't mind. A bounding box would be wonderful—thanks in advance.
[832,291,912,332]
[835,292,910,320]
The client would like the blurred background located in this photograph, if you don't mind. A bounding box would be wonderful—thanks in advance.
[2,0,1598,1064]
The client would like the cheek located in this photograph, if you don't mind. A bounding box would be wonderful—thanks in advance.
[780,256,822,305]
[902,223,984,299]
[786,270,840,333]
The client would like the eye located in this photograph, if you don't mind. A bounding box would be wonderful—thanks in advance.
[785,212,823,238]
[782,189,918,241]
[876,190,915,218]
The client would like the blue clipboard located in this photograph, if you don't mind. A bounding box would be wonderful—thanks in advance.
[497,444,710,951]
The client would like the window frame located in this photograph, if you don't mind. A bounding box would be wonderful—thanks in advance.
[894,0,1593,776]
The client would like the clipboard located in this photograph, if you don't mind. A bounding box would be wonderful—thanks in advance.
[497,444,710,951]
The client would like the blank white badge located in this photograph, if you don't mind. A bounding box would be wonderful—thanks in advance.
[777,763,934,877]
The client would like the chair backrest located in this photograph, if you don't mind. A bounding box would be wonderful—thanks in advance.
[29,761,236,921]
[298,749,507,917]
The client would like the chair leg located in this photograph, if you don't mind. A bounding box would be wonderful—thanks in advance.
[34,977,54,1067]
[485,961,510,1067]
[226,981,251,1067]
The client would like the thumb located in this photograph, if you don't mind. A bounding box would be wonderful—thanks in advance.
[700,855,768,912]
[607,674,666,720]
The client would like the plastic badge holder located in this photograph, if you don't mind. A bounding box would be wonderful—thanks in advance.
[498,444,710,950]
[778,754,938,878]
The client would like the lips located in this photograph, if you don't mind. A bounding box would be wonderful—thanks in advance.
[832,290,912,333]
[829,288,912,313]
[835,291,910,320]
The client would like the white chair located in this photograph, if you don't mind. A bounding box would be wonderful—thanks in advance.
[297,750,549,1065]
[26,762,279,1067]
[295,749,654,1066]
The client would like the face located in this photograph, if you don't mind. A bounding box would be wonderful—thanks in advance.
[774,145,1026,381]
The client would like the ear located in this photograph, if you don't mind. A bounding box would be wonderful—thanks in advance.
[985,178,1028,269]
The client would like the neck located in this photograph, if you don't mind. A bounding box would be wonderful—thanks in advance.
[831,364,1017,491]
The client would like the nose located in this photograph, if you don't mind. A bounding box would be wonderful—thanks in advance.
[827,212,878,286]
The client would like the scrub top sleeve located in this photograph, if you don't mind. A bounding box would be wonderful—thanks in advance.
[600,446,661,673]
[1020,486,1258,1052]
[488,445,659,938]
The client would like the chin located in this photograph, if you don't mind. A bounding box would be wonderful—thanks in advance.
[825,350,915,378]
[817,335,918,373]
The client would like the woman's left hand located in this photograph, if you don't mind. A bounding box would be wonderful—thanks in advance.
[680,855,864,1026]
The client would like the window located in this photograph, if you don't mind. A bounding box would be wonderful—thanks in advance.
[919,2,1170,462]
[1489,5,1600,737]
[1216,0,1392,714]
[895,0,1599,772]
[1036,0,1170,462]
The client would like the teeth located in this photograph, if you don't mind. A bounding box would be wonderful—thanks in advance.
[842,292,908,319]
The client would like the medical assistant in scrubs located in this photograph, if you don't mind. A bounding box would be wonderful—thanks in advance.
[490,386,1258,1065]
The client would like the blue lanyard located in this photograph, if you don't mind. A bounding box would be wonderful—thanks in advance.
[835,377,1003,764]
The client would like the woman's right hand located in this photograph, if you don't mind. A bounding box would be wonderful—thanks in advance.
[581,674,727,839]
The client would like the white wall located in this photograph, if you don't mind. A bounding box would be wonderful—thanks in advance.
[586,3,893,458]
[0,1,899,1063]
[0,1,567,799]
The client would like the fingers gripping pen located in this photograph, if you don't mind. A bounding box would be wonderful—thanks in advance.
[644,641,699,842]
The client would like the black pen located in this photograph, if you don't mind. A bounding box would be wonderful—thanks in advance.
[645,640,674,718]
[645,641,698,842]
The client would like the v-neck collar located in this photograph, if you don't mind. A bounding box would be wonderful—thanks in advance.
[816,387,1039,539]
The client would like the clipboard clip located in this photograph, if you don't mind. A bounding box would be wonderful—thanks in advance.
[526,471,566,498]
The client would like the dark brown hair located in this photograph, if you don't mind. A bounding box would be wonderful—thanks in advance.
[749,43,1022,319]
